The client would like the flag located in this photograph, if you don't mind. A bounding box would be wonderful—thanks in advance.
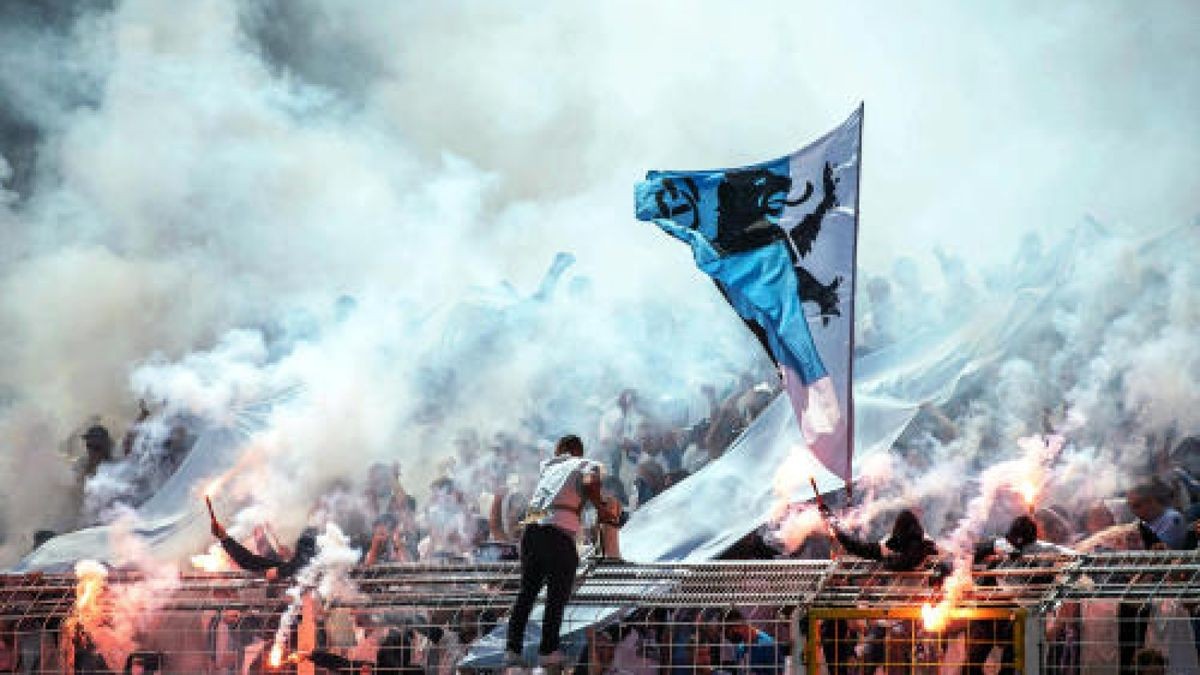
[634,106,862,483]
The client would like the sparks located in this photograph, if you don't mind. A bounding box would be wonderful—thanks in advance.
[923,565,973,633]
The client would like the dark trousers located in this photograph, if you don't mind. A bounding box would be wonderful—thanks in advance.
[1117,603,1150,675]
[506,524,579,656]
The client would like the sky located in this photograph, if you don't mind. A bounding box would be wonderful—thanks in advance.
[0,0,1197,561]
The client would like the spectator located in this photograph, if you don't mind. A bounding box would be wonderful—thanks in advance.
[79,424,115,481]
[0,621,15,671]
[598,389,649,450]
[819,508,938,673]
[1127,482,1189,550]
[1142,594,1200,674]
[690,609,732,675]
[210,519,317,582]
[1033,507,1074,546]
[723,609,784,675]
[824,508,939,572]
[503,435,607,669]
[1075,501,1117,544]
[421,478,472,562]
[486,473,526,552]
[607,624,658,675]
[423,620,467,675]
[1168,436,1200,521]
[364,514,402,566]
[634,456,666,506]
[968,515,1074,675]
[1116,481,1187,674]
[363,462,402,522]
[204,607,261,675]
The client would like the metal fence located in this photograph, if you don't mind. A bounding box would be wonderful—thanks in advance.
[1,552,1198,673]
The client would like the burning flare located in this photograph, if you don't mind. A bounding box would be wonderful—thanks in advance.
[73,560,108,626]
[190,543,231,573]
[1019,479,1037,510]
[921,601,950,632]
[269,641,283,668]
[921,565,972,632]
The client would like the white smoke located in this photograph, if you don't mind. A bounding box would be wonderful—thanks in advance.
[272,523,362,658]
[1,0,1197,568]
[771,220,1199,555]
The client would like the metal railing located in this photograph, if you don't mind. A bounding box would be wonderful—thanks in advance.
[1,551,1197,673]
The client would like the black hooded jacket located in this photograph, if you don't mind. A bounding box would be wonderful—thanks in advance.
[219,528,318,579]
[832,509,939,572]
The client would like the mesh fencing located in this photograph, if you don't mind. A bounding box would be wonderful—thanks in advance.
[1,552,1198,673]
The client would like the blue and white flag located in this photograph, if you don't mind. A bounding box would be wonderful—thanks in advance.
[635,106,862,483]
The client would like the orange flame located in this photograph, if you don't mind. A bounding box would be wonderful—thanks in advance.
[1020,480,1036,506]
[73,561,108,627]
[269,642,284,668]
[922,565,973,632]
[921,601,950,632]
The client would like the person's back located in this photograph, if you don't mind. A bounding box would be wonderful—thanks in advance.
[968,515,1075,675]
[826,508,938,572]
[525,453,602,538]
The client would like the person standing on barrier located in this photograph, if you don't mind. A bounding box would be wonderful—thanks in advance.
[503,434,607,670]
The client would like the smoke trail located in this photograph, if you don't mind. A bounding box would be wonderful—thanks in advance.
[270,523,361,662]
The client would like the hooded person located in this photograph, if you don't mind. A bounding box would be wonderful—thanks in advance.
[822,507,939,571]
[817,507,940,674]
[210,519,317,581]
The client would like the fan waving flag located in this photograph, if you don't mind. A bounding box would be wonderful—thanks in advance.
[635,106,862,484]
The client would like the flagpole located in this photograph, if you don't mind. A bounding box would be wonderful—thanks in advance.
[845,102,864,502]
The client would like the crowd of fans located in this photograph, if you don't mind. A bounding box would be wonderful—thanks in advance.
[8,228,1200,672]
[215,370,781,569]
[33,385,1195,674]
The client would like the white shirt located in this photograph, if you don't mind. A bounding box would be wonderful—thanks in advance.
[526,455,602,537]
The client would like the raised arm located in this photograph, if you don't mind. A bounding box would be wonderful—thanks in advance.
[216,535,278,573]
